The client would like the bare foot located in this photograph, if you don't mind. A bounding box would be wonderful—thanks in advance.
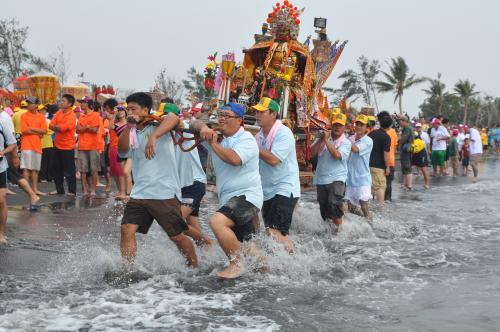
[216,263,244,279]
[0,235,8,245]
[104,184,111,192]
[96,182,105,187]
[66,192,76,197]
[36,191,47,196]
[115,195,127,201]
[49,190,62,195]
[30,195,41,205]
[6,189,16,195]
[89,191,96,197]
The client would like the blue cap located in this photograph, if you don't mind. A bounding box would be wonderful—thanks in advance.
[221,102,245,118]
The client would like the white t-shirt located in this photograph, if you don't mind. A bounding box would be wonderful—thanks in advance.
[457,132,466,150]
[0,111,14,136]
[430,126,449,151]
[469,128,483,154]
[419,131,430,151]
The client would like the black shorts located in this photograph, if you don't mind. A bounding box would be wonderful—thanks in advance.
[7,167,23,185]
[401,152,413,175]
[181,181,206,217]
[262,194,299,235]
[316,181,345,221]
[0,171,7,189]
[117,155,128,163]
[121,198,188,236]
[412,150,428,168]
[217,195,259,242]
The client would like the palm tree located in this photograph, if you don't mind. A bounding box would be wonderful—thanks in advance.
[454,79,479,124]
[375,57,425,114]
[422,73,447,115]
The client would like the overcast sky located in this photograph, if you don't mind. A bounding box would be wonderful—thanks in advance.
[3,0,499,115]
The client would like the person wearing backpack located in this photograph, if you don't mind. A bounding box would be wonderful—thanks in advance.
[413,123,431,189]
[398,115,414,190]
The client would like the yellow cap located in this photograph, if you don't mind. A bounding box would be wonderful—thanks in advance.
[20,100,28,107]
[331,113,347,126]
[355,114,368,125]
[37,104,46,111]
[251,97,280,112]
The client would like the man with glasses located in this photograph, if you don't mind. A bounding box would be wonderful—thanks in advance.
[253,97,300,253]
[190,102,263,279]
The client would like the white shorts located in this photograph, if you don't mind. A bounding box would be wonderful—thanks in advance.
[345,186,372,205]
[20,150,42,171]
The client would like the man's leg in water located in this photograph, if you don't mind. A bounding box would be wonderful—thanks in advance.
[169,233,198,267]
[0,188,8,244]
[180,205,212,247]
[266,228,294,253]
[209,212,243,278]
[120,223,139,264]
[360,200,372,222]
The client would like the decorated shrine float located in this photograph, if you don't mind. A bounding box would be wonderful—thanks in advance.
[203,0,348,187]
[27,72,59,104]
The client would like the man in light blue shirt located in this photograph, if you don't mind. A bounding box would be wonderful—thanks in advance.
[164,104,213,248]
[253,97,300,253]
[192,102,263,279]
[0,116,18,245]
[117,92,197,268]
[346,115,373,221]
[311,113,351,232]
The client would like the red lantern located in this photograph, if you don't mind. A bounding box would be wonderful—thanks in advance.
[267,17,273,23]
[295,19,300,24]
[276,2,280,6]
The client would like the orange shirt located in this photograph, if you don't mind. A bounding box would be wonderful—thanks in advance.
[20,111,47,154]
[108,121,126,148]
[386,127,398,167]
[50,109,76,150]
[77,111,101,151]
[98,118,107,152]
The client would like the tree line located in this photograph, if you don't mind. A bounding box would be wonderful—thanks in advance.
[333,55,500,127]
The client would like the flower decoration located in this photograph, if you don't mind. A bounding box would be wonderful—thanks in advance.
[204,52,218,91]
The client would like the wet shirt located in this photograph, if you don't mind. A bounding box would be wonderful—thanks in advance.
[175,131,207,188]
[313,135,352,185]
[0,117,17,173]
[20,111,47,153]
[368,129,390,169]
[257,124,300,201]
[77,111,101,151]
[50,109,76,150]
[430,126,449,151]
[204,128,263,209]
[347,135,373,188]
[123,124,181,200]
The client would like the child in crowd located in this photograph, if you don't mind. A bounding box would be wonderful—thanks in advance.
[461,138,470,176]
